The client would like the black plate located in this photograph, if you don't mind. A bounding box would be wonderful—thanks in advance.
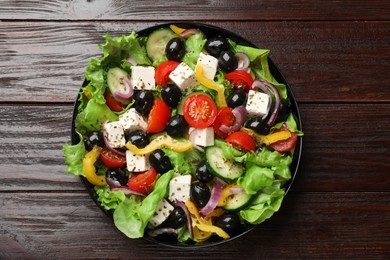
[71,22,302,248]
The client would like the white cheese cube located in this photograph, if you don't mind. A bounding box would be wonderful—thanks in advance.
[118,108,147,133]
[149,198,174,227]
[196,52,218,80]
[189,127,214,147]
[169,62,197,91]
[169,175,192,203]
[126,150,150,172]
[102,121,126,148]
[131,66,155,90]
[245,90,270,117]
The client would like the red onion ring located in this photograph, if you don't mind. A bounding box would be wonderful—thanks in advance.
[147,227,178,237]
[213,177,227,187]
[217,106,248,136]
[113,77,134,101]
[264,82,281,126]
[102,121,127,157]
[229,187,243,194]
[251,79,281,125]
[127,56,137,66]
[235,52,250,71]
[106,176,121,187]
[199,181,223,216]
[173,200,193,239]
[110,186,146,197]
[180,28,201,38]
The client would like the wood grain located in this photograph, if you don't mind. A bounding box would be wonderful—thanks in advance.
[0,0,389,21]
[0,21,389,103]
[0,192,389,259]
[0,104,389,192]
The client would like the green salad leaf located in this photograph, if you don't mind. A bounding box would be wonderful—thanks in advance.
[95,186,126,210]
[63,132,86,177]
[162,147,202,176]
[182,33,206,70]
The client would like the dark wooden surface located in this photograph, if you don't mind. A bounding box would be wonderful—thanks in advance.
[1,1,389,259]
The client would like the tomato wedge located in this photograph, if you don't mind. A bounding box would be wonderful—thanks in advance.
[127,167,157,195]
[182,93,218,128]
[225,70,254,92]
[213,107,236,138]
[225,131,256,151]
[105,90,124,112]
[147,99,171,133]
[100,147,126,168]
[269,124,297,153]
[155,60,180,86]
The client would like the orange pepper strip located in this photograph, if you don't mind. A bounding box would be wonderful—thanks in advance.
[242,128,292,145]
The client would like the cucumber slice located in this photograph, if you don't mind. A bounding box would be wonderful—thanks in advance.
[107,67,129,95]
[223,192,253,211]
[146,28,177,62]
[205,146,244,181]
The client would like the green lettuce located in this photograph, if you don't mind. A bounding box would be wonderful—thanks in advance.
[113,170,174,238]
[95,186,126,210]
[238,163,275,194]
[62,132,86,176]
[182,33,206,70]
[162,147,202,176]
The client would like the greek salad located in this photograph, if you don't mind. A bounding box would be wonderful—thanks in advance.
[63,24,302,244]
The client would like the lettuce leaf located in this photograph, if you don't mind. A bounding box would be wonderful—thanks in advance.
[113,170,174,238]
[182,33,206,70]
[162,148,202,176]
[238,163,275,194]
[95,186,126,210]
[62,132,86,176]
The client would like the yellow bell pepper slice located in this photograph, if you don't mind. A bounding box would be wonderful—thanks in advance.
[82,146,107,186]
[185,200,230,239]
[195,65,227,107]
[242,128,292,145]
[169,24,186,35]
[217,184,241,207]
[125,134,193,155]
[192,208,225,241]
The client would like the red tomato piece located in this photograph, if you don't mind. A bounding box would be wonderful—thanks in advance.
[146,99,171,133]
[182,93,218,128]
[155,60,180,86]
[100,147,126,168]
[225,70,254,92]
[105,90,124,112]
[225,131,256,151]
[269,124,297,153]
[213,107,236,138]
[127,168,157,195]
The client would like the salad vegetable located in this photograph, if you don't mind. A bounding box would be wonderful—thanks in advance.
[63,24,302,245]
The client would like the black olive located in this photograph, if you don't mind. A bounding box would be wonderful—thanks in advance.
[125,130,150,148]
[245,116,271,135]
[164,206,187,229]
[166,115,188,137]
[205,36,229,57]
[84,131,104,151]
[214,212,242,236]
[106,168,129,186]
[227,88,248,108]
[190,182,211,208]
[161,84,182,107]
[218,50,238,72]
[196,161,213,183]
[275,99,291,123]
[133,90,154,116]
[149,149,173,174]
[165,37,186,61]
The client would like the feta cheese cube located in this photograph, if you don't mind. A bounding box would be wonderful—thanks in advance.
[196,52,218,80]
[169,62,197,91]
[102,121,126,148]
[126,150,150,172]
[169,175,192,203]
[149,198,174,227]
[189,127,214,147]
[118,108,147,132]
[245,90,270,117]
[131,66,155,90]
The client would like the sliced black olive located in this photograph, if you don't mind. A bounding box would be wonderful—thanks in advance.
[164,206,187,229]
[149,149,173,174]
[161,83,182,108]
[106,168,129,186]
[125,130,150,148]
[165,37,186,61]
[84,131,104,151]
[205,36,229,57]
[166,114,188,137]
[275,99,291,123]
[214,212,242,236]
[218,50,238,72]
[190,182,211,208]
[227,88,248,108]
[196,161,213,183]
[133,90,154,116]
[245,116,271,135]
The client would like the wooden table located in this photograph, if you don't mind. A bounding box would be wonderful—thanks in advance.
[1,1,389,259]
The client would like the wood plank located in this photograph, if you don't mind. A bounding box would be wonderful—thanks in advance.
[0,21,389,103]
[0,0,389,21]
[0,192,389,259]
[0,104,389,192]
